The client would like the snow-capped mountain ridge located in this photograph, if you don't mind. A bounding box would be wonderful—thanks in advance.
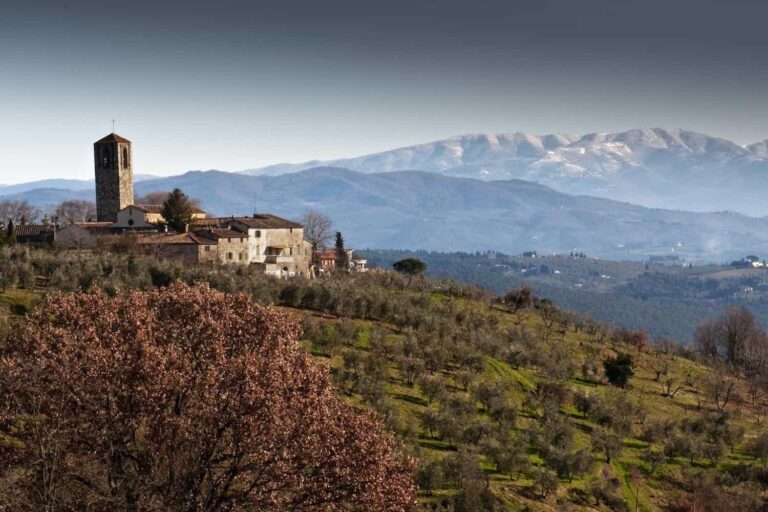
[240,128,768,215]
[748,140,768,158]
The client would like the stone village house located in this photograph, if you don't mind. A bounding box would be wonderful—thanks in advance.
[135,229,250,267]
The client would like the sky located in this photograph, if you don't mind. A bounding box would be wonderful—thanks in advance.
[1,0,767,183]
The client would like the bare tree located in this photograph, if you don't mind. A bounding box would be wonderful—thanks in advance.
[695,319,719,359]
[137,190,201,208]
[538,300,557,341]
[301,209,334,253]
[651,353,670,382]
[743,329,768,404]
[53,199,97,225]
[0,199,39,224]
[136,190,171,204]
[720,307,761,367]
[695,307,765,369]
[660,377,685,399]
[707,367,737,413]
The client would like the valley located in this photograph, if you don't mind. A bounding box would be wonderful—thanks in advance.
[362,250,768,342]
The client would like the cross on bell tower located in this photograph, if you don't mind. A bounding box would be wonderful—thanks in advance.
[94,132,134,222]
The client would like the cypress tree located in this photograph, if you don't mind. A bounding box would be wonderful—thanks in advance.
[6,219,16,246]
[335,232,348,270]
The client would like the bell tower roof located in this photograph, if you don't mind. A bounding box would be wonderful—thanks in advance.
[95,132,131,144]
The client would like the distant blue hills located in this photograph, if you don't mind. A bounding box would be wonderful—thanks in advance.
[4,166,768,262]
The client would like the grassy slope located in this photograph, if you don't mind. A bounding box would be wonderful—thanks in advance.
[285,296,762,511]
[1,284,763,511]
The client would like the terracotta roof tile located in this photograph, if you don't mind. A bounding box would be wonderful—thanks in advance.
[14,224,54,237]
[137,232,217,245]
[193,228,247,240]
[95,132,131,144]
[190,218,222,227]
[72,222,113,228]
[132,204,164,214]
[231,214,302,230]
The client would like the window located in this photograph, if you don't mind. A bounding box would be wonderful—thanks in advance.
[101,147,111,169]
[204,246,210,252]
[122,147,129,168]
[227,252,233,260]
[255,230,261,238]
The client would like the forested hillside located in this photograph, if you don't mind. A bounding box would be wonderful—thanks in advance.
[3,248,768,510]
[362,249,768,343]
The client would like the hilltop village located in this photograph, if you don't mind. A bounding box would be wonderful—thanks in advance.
[6,133,366,277]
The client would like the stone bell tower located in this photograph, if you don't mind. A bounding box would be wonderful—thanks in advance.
[94,133,134,222]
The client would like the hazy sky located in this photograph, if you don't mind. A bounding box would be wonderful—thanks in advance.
[1,0,767,183]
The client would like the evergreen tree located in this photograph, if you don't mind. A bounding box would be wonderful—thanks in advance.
[393,258,427,276]
[161,188,194,233]
[6,219,16,246]
[603,353,634,388]
[335,232,348,269]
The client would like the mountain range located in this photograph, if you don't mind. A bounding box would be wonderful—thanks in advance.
[0,174,158,196]
[5,166,768,261]
[242,128,768,215]
[4,128,768,261]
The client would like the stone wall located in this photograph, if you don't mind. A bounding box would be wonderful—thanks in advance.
[215,237,249,264]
